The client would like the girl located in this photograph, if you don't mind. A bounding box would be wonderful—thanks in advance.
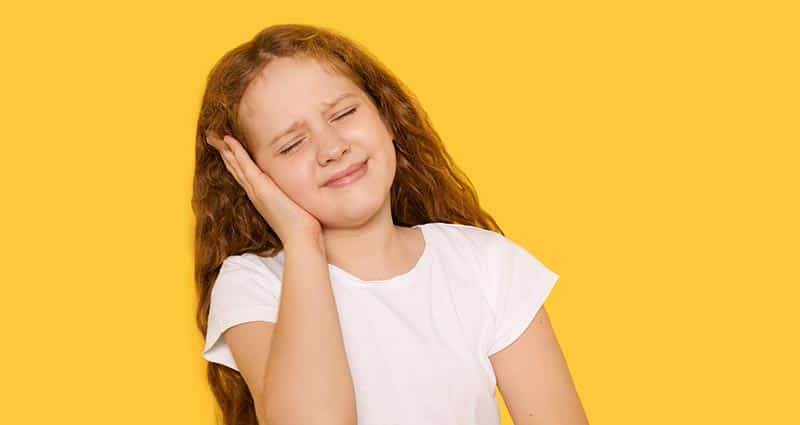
[194,24,588,425]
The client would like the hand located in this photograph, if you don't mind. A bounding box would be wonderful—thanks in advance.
[205,131,323,246]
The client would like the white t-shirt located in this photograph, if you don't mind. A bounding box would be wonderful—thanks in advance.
[202,221,559,425]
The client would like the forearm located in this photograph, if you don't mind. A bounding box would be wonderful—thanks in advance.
[262,234,357,425]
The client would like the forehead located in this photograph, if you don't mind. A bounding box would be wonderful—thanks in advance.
[240,57,358,123]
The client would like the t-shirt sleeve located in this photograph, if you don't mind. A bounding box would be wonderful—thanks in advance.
[484,232,560,357]
[201,254,282,372]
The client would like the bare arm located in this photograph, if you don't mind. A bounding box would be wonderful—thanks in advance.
[262,234,357,424]
[223,321,275,425]
[223,234,357,425]
[489,307,589,425]
[207,132,357,425]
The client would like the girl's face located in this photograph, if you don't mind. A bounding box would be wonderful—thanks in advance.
[238,56,397,228]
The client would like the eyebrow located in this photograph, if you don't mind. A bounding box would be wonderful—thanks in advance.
[268,92,358,147]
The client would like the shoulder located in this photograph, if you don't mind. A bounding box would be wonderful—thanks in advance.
[423,222,511,279]
[427,222,553,276]
[212,253,283,297]
[425,221,503,249]
[220,252,270,271]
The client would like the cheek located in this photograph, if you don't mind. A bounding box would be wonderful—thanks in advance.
[376,137,397,174]
[270,166,315,198]
[386,139,396,164]
[365,148,396,195]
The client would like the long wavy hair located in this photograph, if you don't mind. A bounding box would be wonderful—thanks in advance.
[192,23,504,425]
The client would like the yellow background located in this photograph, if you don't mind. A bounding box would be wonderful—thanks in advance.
[1,1,797,423]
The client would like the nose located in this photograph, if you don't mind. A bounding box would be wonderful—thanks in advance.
[317,125,351,165]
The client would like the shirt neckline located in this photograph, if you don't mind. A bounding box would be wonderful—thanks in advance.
[328,223,432,287]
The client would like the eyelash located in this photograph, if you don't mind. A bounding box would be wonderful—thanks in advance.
[279,107,358,155]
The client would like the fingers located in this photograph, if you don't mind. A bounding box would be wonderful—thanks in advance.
[223,135,266,189]
[205,131,273,199]
[205,131,248,191]
[204,130,226,151]
[220,149,247,190]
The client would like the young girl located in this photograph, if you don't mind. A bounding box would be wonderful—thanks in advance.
[194,24,588,425]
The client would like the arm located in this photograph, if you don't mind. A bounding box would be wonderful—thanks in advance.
[489,306,589,425]
[223,321,276,425]
[223,234,357,425]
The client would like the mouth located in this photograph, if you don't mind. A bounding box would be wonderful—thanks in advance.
[323,159,369,188]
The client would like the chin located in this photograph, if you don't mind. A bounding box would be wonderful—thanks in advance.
[323,195,385,226]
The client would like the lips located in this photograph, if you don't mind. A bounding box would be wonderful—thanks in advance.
[323,160,368,187]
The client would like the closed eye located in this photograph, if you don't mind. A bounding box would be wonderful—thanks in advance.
[335,106,357,121]
[279,107,358,155]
